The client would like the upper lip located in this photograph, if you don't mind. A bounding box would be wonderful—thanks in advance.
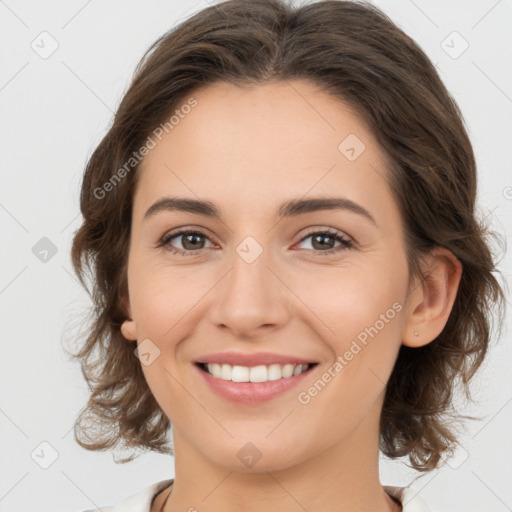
[194,351,318,367]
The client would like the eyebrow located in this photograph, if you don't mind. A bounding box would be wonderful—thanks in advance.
[143,196,377,226]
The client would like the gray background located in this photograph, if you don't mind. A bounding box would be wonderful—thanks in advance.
[0,0,511,511]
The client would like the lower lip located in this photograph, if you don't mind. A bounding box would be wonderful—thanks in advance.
[194,364,316,404]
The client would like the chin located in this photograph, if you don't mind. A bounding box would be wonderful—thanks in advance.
[199,439,306,474]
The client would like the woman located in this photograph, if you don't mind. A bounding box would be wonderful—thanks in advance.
[70,0,505,510]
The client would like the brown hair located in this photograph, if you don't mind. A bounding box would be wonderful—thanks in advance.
[66,0,506,470]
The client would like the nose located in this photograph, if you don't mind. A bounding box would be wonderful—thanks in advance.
[207,245,292,339]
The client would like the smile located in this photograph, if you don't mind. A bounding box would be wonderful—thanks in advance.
[194,362,319,404]
[198,362,316,382]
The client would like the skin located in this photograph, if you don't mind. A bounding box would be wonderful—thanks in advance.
[121,79,462,512]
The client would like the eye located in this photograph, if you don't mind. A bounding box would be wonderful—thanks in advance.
[295,228,353,255]
[157,227,353,257]
[158,229,215,256]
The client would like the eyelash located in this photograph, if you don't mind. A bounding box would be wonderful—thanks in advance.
[157,227,354,257]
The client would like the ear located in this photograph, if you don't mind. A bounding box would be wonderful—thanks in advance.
[120,294,137,341]
[402,247,462,348]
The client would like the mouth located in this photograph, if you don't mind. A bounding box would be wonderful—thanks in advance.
[194,361,319,404]
[195,362,318,382]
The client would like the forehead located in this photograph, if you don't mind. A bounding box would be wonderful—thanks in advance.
[133,79,397,225]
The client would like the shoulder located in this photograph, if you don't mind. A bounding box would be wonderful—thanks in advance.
[76,478,174,512]
[384,484,445,512]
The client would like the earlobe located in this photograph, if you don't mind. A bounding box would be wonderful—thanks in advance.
[121,319,137,341]
[402,247,462,348]
[120,294,137,340]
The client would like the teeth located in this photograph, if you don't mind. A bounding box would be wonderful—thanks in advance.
[293,364,303,376]
[231,365,249,382]
[220,364,231,380]
[205,363,310,382]
[282,364,295,378]
[249,365,267,382]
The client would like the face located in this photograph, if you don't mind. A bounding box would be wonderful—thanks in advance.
[122,79,413,473]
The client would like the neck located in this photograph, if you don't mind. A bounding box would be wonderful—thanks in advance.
[160,397,402,512]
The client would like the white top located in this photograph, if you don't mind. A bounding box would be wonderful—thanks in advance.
[79,478,442,512]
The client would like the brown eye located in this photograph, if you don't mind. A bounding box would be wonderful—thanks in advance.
[296,229,353,254]
[159,230,214,255]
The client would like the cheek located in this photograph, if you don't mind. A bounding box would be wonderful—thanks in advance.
[292,259,406,390]
[129,261,209,338]
[291,262,400,341]
[293,277,404,438]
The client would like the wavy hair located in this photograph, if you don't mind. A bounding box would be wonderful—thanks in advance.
[66,0,506,469]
